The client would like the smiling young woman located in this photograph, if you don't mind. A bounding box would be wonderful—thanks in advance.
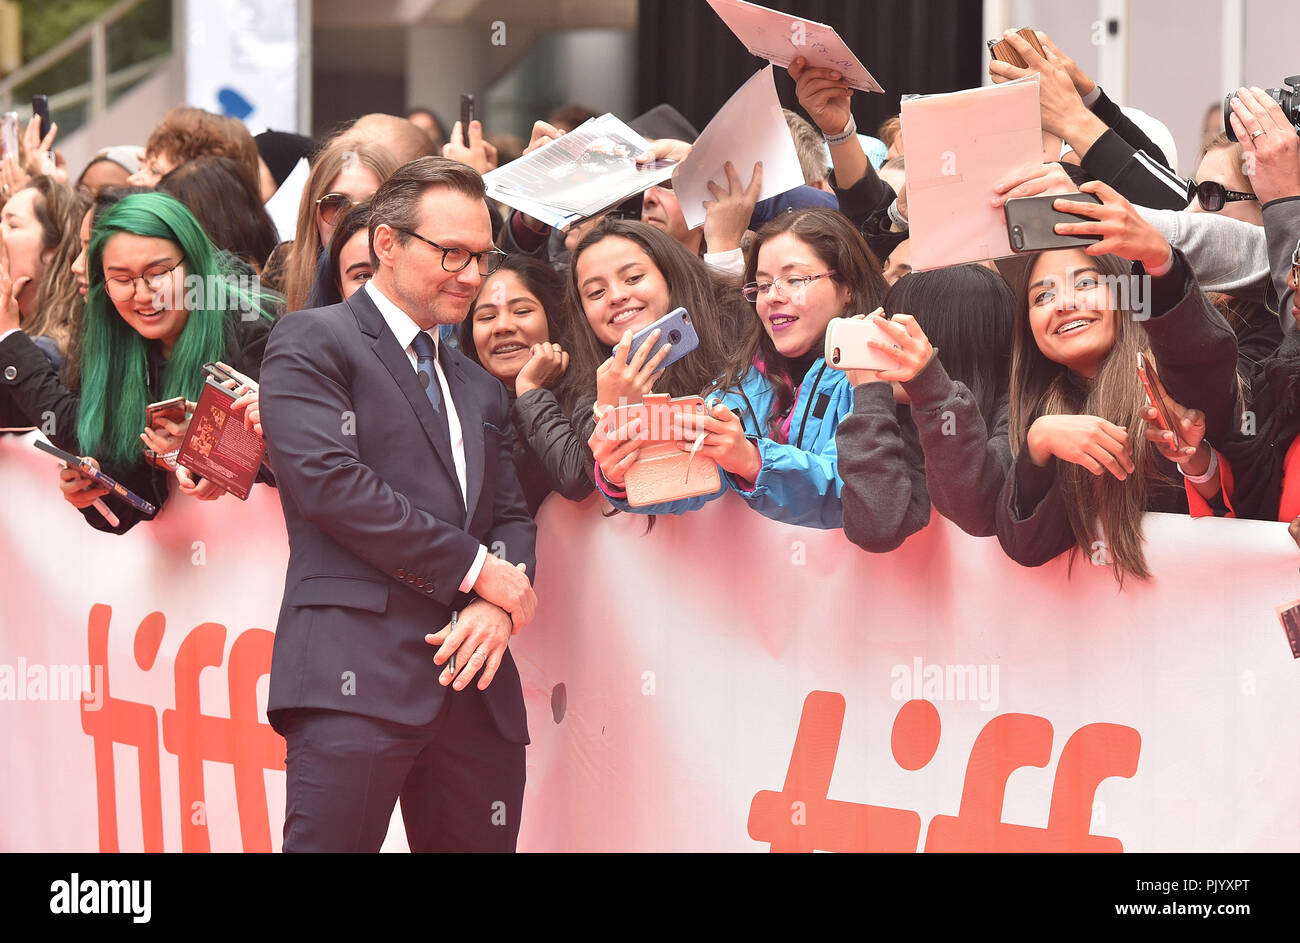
[0,192,278,533]
[567,218,750,504]
[457,254,591,514]
[999,183,1243,582]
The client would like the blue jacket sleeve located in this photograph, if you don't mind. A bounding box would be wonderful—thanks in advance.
[727,431,844,530]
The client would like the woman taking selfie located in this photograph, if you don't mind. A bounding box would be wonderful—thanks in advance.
[0,192,277,533]
[572,218,752,511]
[997,180,1240,583]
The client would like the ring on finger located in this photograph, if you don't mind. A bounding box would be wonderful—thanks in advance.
[1251,128,1266,139]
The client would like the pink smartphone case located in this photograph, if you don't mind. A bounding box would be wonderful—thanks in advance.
[613,394,723,507]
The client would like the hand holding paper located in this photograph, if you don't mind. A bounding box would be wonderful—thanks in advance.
[672,65,804,231]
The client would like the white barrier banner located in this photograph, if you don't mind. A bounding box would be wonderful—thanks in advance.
[1,432,1297,852]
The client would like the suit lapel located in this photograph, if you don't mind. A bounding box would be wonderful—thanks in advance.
[347,291,460,489]
[441,342,484,526]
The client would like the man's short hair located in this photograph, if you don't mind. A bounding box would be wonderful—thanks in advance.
[368,157,486,267]
[783,109,831,186]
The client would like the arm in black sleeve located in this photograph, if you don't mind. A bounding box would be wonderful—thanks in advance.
[1079,129,1190,210]
[1136,249,1242,443]
[835,381,931,552]
[510,387,595,502]
[0,331,82,452]
[995,444,1076,567]
[1089,88,1172,170]
[902,354,1012,538]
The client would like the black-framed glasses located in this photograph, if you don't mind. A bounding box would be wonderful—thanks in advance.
[1189,179,1258,212]
[741,271,837,302]
[315,193,363,226]
[392,228,507,275]
[104,257,185,301]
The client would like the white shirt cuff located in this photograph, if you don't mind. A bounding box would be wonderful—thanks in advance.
[703,247,745,278]
[1082,85,1102,108]
[459,544,488,593]
[0,329,20,344]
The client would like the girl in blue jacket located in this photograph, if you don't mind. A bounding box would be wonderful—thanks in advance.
[595,208,888,528]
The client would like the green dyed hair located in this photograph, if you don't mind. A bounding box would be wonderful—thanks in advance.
[77,192,276,465]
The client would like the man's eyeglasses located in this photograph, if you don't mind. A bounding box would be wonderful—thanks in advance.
[741,271,837,302]
[104,257,185,302]
[1188,179,1258,212]
[316,193,364,226]
[392,228,507,276]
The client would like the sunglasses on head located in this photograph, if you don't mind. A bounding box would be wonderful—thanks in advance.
[1188,179,1257,212]
[316,193,362,225]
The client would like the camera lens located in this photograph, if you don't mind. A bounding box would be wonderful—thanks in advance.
[832,347,841,364]
[669,329,681,344]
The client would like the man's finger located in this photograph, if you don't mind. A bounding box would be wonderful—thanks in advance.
[477,647,504,690]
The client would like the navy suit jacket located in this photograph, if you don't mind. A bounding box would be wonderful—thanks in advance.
[258,288,537,743]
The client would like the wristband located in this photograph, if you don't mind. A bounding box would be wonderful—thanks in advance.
[1178,447,1218,484]
[887,198,908,230]
[824,114,857,146]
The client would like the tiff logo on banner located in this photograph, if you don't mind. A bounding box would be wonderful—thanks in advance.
[49,874,151,924]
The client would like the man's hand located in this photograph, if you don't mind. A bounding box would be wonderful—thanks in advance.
[425,598,514,691]
[471,555,536,632]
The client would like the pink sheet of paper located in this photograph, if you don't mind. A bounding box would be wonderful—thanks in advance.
[901,77,1042,271]
[706,0,884,93]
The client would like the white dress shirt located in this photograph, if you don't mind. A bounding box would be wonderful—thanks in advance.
[364,280,487,593]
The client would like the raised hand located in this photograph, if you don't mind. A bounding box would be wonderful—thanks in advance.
[514,342,568,395]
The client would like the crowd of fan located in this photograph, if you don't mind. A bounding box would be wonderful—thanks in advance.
[2,27,1298,586]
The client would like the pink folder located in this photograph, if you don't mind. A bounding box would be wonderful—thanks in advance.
[901,77,1042,271]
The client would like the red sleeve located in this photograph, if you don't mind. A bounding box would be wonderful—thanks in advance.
[1184,448,1235,518]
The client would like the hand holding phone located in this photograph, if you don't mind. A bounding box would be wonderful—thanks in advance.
[1005,193,1103,253]
[824,310,897,371]
[987,28,1045,69]
[1137,352,1198,458]
[615,307,698,370]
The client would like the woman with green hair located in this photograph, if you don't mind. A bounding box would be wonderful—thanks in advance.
[0,191,277,533]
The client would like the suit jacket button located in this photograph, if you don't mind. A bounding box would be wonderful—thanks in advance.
[397,567,407,579]
[425,585,434,594]
[3,366,16,381]
[416,577,425,588]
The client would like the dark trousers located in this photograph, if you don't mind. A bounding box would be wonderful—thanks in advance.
[280,687,525,852]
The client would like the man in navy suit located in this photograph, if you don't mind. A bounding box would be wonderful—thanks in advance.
[259,157,538,852]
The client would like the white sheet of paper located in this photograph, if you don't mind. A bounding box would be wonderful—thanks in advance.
[264,157,309,244]
[707,0,884,94]
[900,76,1043,271]
[672,65,806,231]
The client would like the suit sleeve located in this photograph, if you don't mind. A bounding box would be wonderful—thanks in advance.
[259,311,484,606]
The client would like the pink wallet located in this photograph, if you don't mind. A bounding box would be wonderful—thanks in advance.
[612,393,722,507]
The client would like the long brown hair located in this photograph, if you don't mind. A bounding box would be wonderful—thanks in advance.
[726,208,887,436]
[1008,251,1179,584]
[566,218,748,406]
[22,176,87,358]
[282,141,398,312]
